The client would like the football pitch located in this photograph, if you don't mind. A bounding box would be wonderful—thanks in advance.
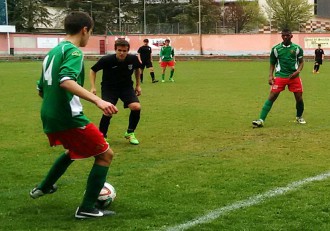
[1,60,330,230]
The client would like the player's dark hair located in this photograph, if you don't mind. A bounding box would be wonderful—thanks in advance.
[281,28,291,34]
[64,12,93,35]
[143,39,149,43]
[318,44,321,46]
[165,39,170,42]
[115,39,130,51]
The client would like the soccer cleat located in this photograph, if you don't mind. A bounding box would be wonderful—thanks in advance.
[124,132,139,145]
[169,78,174,82]
[296,117,306,124]
[30,184,57,199]
[75,207,116,219]
[152,79,159,83]
[252,119,264,128]
[161,79,165,83]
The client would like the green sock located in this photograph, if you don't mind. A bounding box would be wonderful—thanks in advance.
[81,164,109,209]
[170,70,174,78]
[39,153,73,192]
[259,99,274,121]
[296,100,304,117]
[162,74,165,80]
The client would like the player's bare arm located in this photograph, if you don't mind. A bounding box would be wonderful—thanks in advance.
[137,53,142,64]
[89,69,97,95]
[268,64,275,85]
[134,68,142,96]
[289,58,304,79]
[60,79,118,116]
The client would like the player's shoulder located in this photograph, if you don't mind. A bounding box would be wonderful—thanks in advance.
[127,54,139,61]
[291,42,302,49]
[101,54,116,60]
[58,42,83,59]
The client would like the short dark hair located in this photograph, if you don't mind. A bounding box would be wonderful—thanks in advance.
[165,39,170,42]
[281,28,291,34]
[318,44,321,46]
[64,12,93,35]
[143,39,149,43]
[114,39,130,51]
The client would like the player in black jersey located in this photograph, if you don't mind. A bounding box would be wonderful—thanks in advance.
[313,44,325,74]
[90,39,142,145]
[137,39,158,83]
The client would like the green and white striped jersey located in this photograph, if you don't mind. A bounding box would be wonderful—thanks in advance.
[37,41,89,134]
[270,42,303,78]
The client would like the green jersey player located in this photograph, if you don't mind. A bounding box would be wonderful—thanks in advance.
[252,29,306,128]
[159,39,176,82]
[30,12,118,219]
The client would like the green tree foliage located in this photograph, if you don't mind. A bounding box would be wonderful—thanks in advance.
[6,0,273,34]
[8,0,51,32]
[265,0,313,31]
[223,0,266,33]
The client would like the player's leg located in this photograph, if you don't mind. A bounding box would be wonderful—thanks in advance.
[76,149,115,219]
[75,124,116,218]
[125,102,141,145]
[289,78,306,124]
[169,62,175,82]
[140,65,145,83]
[316,60,322,73]
[294,92,306,124]
[252,79,284,127]
[30,150,73,198]
[252,92,280,127]
[121,89,141,144]
[314,61,319,73]
[148,64,158,83]
[99,91,118,138]
[161,62,166,82]
[313,61,318,73]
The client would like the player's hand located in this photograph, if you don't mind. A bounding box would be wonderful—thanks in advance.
[289,71,299,79]
[135,86,142,96]
[90,87,97,95]
[96,99,118,116]
[268,76,274,85]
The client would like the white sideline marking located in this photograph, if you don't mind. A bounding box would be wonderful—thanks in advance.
[164,171,330,231]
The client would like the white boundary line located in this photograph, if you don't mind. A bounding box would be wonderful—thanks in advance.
[164,171,330,231]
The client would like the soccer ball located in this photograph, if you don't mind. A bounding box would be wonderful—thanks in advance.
[95,182,116,209]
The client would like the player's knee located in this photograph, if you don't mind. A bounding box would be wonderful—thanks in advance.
[129,102,141,111]
[95,148,114,166]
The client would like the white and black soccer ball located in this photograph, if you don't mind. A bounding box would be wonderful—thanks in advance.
[95,182,116,209]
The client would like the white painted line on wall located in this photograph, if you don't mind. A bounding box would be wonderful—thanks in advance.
[164,171,330,231]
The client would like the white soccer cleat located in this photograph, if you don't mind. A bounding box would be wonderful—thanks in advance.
[296,117,306,124]
[252,119,264,128]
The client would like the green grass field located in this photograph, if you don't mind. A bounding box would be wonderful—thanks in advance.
[1,60,330,230]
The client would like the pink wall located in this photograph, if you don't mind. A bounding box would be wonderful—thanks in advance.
[0,33,329,56]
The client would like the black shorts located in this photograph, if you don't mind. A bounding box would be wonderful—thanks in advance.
[101,87,139,108]
[141,60,153,69]
[315,59,323,65]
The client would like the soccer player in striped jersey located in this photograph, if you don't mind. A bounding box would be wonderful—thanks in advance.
[30,12,118,219]
[252,29,306,128]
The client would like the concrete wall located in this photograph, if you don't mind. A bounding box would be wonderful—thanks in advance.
[0,33,329,57]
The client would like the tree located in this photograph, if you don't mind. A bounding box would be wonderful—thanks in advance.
[265,0,314,31]
[222,0,266,33]
[8,0,51,32]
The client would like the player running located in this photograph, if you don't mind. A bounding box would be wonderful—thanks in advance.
[252,28,306,128]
